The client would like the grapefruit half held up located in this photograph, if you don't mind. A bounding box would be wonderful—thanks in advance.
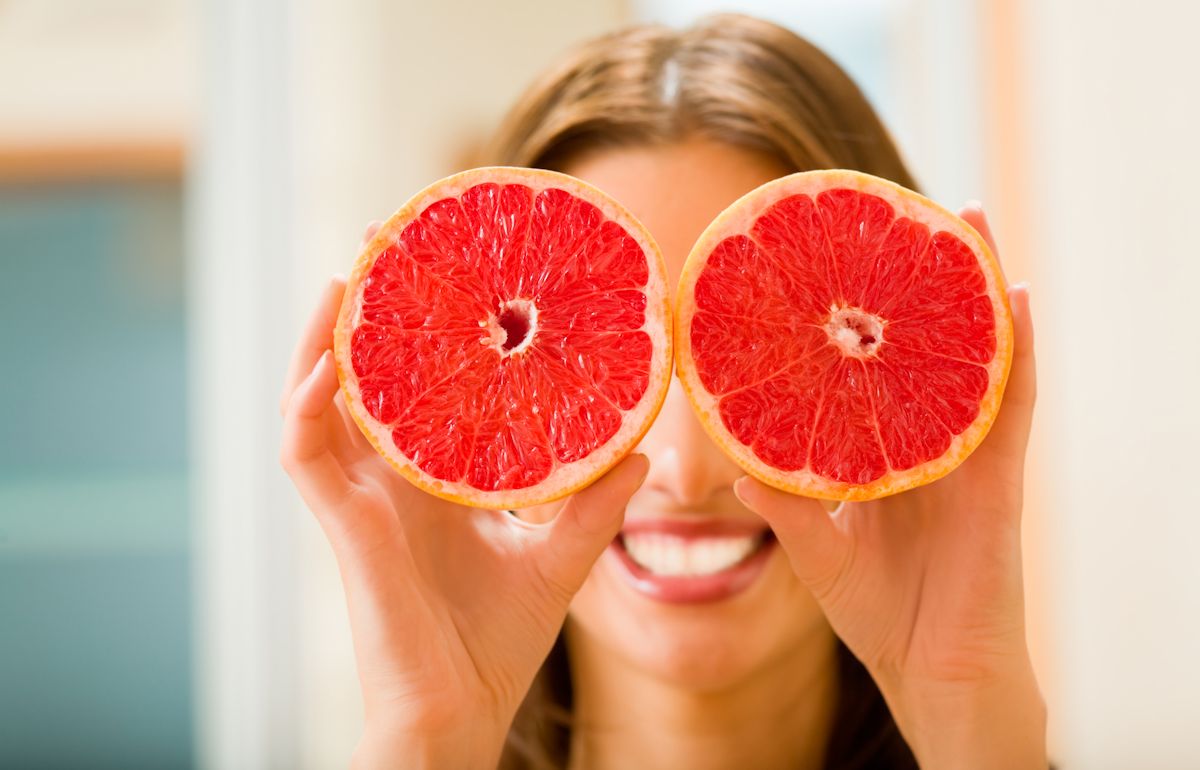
[675,170,1013,501]
[335,167,672,509]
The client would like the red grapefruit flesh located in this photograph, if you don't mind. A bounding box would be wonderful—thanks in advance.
[675,170,1013,501]
[335,167,672,509]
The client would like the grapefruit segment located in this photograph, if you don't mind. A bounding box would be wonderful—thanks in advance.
[675,169,1012,501]
[749,199,835,316]
[862,216,933,311]
[336,167,672,508]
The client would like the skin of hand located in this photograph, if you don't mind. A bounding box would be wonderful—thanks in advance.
[734,204,1047,769]
[278,226,650,769]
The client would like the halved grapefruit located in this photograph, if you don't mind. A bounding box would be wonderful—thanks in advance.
[335,167,672,509]
[675,170,1013,501]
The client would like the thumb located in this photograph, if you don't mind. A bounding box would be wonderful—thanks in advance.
[535,453,649,598]
[734,476,849,600]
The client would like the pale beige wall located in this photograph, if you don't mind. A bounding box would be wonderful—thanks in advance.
[1015,1,1200,767]
[0,0,193,145]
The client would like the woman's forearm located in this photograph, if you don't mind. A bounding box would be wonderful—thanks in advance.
[881,660,1048,770]
[351,720,506,770]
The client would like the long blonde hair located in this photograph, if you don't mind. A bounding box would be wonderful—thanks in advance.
[486,13,920,769]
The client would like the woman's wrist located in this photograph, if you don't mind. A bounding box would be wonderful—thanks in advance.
[878,659,1048,770]
[352,717,508,770]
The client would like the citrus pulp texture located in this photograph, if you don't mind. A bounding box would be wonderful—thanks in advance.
[675,170,1013,501]
[335,167,672,509]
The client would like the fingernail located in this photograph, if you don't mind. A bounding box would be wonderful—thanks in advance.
[633,454,650,485]
[965,199,984,212]
[301,350,331,389]
[1013,280,1030,294]
[331,273,346,285]
[733,477,751,505]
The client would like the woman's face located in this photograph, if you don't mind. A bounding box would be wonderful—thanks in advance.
[523,136,833,691]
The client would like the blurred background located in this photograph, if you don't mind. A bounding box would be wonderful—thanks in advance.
[0,0,1196,768]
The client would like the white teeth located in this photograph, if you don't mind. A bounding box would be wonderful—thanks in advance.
[622,534,760,576]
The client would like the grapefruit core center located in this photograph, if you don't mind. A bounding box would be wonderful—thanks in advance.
[488,298,539,356]
[824,306,885,359]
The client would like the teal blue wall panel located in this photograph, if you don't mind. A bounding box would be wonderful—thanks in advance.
[0,181,192,769]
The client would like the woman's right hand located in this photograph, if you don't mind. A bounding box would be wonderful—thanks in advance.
[279,227,649,769]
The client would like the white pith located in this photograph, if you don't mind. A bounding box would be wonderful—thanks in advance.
[623,533,762,577]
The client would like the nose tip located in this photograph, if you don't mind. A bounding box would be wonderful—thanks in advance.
[648,446,735,509]
[639,376,743,509]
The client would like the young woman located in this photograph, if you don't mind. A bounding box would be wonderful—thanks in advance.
[280,13,1046,770]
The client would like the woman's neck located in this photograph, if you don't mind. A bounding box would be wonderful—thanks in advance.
[564,621,840,770]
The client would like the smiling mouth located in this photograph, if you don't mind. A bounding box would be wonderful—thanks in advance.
[617,530,776,577]
[608,527,779,604]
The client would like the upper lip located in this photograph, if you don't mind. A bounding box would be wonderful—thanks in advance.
[620,518,771,538]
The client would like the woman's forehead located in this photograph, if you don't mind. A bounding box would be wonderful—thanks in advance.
[562,137,790,280]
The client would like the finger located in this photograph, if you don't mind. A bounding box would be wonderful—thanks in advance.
[534,453,649,598]
[985,283,1037,457]
[280,275,347,416]
[280,350,357,515]
[958,205,1035,456]
[958,203,1008,285]
[361,221,382,247]
[733,476,849,600]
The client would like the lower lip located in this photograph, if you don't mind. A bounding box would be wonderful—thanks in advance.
[607,534,778,604]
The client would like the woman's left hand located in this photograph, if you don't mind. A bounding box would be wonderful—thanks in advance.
[734,204,1047,769]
